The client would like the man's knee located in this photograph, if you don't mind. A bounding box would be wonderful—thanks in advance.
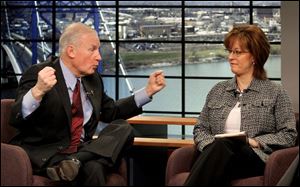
[111,120,134,136]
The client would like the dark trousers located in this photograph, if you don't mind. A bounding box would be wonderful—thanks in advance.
[40,120,134,186]
[184,138,265,186]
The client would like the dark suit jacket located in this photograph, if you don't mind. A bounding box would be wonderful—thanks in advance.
[9,57,142,168]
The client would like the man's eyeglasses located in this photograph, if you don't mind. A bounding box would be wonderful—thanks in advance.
[225,49,249,57]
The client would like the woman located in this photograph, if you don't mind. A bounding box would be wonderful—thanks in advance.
[185,24,297,186]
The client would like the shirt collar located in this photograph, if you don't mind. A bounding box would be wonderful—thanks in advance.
[59,59,80,91]
[226,76,263,93]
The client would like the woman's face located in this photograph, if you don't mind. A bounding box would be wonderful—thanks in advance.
[227,40,254,77]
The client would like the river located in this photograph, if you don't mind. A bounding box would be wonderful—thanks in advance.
[103,55,281,136]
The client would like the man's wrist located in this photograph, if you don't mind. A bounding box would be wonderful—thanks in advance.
[31,86,44,101]
[134,87,152,107]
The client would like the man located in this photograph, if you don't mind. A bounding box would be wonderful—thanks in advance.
[9,22,166,185]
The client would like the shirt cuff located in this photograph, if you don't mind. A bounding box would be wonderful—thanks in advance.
[22,89,41,118]
[134,87,152,108]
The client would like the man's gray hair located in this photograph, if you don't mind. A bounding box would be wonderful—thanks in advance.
[58,22,96,54]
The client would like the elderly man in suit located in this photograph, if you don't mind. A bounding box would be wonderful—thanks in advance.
[9,22,166,186]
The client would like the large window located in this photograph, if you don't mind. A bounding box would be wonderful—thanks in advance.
[1,1,281,138]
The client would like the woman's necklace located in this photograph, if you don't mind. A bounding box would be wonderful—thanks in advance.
[237,81,250,93]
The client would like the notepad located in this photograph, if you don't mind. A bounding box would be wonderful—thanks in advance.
[214,131,248,143]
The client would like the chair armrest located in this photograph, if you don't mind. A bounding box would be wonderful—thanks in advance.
[1,143,33,186]
[264,146,299,186]
[1,99,17,143]
[118,158,127,181]
[165,145,197,184]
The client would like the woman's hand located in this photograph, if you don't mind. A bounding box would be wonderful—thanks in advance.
[248,138,261,149]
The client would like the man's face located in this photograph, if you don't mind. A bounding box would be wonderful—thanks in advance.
[72,32,102,76]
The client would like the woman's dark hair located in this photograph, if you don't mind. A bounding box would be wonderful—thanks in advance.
[224,24,270,80]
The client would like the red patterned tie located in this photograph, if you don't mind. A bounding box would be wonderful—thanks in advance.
[62,79,83,154]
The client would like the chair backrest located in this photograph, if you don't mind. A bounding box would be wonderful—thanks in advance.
[1,143,33,186]
[1,99,17,143]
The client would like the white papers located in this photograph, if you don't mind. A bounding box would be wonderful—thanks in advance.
[214,131,248,143]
